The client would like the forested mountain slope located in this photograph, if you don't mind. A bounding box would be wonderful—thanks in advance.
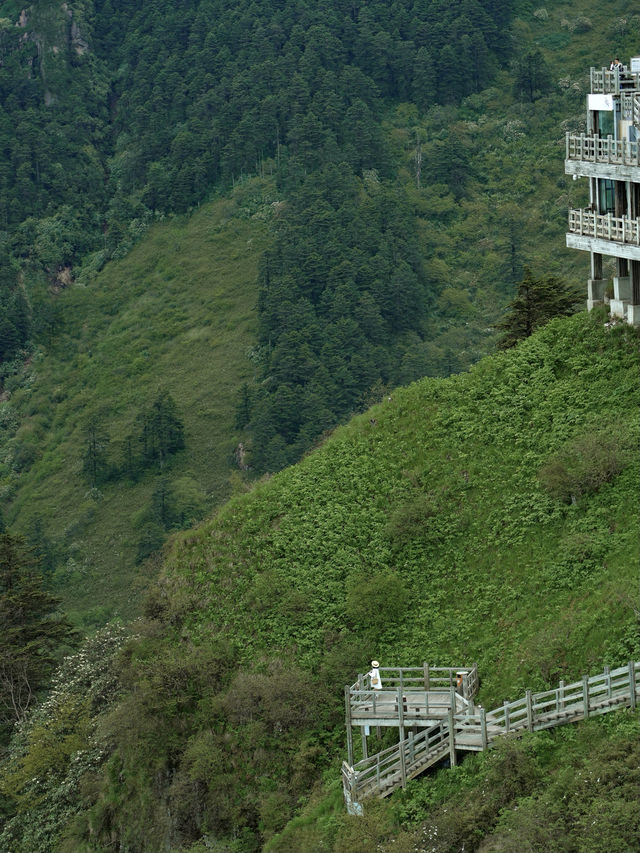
[4,0,639,614]
[1,3,640,847]
[1,187,270,620]
[2,312,637,852]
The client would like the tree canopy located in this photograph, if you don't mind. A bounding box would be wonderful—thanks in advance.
[0,534,76,742]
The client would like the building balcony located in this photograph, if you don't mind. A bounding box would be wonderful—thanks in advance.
[590,67,640,94]
[567,209,640,261]
[565,133,640,180]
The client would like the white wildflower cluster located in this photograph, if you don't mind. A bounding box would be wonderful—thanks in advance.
[560,16,592,33]
[18,621,131,736]
[560,116,586,136]
[502,120,525,142]
[0,623,133,852]
[417,822,439,853]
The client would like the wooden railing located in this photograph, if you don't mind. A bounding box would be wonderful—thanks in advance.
[351,663,479,702]
[591,67,640,94]
[566,133,640,167]
[568,209,640,245]
[343,662,639,810]
[349,686,471,724]
[620,92,640,125]
[342,718,450,804]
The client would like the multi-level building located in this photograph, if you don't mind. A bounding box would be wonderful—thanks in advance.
[565,58,640,325]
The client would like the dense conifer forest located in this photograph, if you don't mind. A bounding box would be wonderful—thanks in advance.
[0,0,639,850]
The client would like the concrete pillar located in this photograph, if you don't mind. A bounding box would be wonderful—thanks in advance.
[611,274,631,318]
[626,303,640,325]
[590,251,603,280]
[587,278,607,310]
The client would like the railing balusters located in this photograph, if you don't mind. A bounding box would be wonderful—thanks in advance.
[526,690,533,732]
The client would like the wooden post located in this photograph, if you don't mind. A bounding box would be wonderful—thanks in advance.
[582,675,590,719]
[450,685,457,717]
[604,665,611,700]
[504,700,510,734]
[376,753,381,790]
[559,680,565,712]
[526,690,534,732]
[361,726,368,760]
[447,708,457,767]
[408,731,415,765]
[629,661,637,710]
[480,707,488,751]
[423,662,430,690]
[398,687,407,788]
[345,686,354,767]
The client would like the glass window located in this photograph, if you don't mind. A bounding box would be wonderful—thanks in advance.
[598,110,614,137]
[598,179,615,214]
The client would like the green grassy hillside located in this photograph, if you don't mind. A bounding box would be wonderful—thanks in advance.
[3,311,636,853]
[3,0,638,625]
[0,181,273,621]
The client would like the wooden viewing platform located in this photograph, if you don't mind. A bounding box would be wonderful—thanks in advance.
[590,66,640,94]
[567,209,640,263]
[342,661,640,814]
[566,132,640,170]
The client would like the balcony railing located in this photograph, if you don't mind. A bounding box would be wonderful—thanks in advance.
[591,67,640,94]
[568,209,640,245]
[566,133,640,167]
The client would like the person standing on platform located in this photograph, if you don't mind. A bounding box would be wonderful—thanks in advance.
[368,660,382,690]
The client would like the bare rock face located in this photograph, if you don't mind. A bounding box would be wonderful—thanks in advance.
[70,19,88,54]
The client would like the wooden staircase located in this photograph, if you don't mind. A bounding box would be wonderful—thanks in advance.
[342,661,639,813]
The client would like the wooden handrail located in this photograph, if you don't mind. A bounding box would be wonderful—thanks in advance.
[568,208,640,244]
[343,661,640,809]
[590,66,640,94]
[566,133,640,167]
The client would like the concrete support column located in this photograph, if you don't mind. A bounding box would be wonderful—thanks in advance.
[587,278,607,310]
[611,271,631,315]
[590,251,603,280]
[616,257,629,277]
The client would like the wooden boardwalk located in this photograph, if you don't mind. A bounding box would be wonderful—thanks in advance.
[342,661,639,813]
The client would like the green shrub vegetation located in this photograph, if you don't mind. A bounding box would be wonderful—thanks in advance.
[2,312,637,852]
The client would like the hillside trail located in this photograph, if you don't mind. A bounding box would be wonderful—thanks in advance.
[342,661,639,813]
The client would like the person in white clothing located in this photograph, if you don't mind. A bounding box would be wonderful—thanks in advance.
[368,660,382,690]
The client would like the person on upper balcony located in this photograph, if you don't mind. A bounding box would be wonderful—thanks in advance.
[610,57,624,72]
